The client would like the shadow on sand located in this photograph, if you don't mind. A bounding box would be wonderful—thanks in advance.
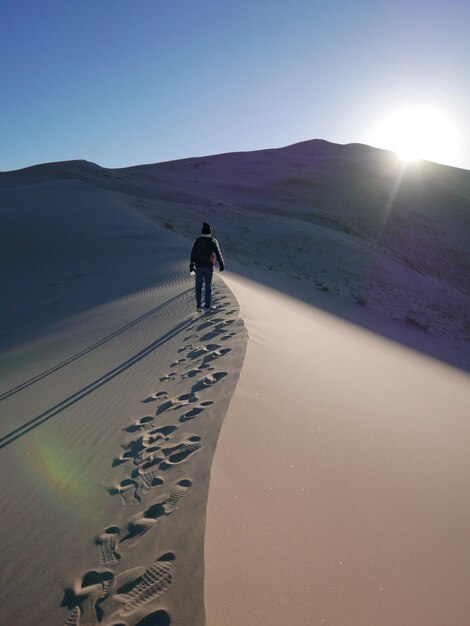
[0,288,193,403]
[0,316,195,450]
[229,262,470,374]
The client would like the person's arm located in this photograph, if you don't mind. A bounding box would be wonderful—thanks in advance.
[190,240,197,272]
[212,238,224,270]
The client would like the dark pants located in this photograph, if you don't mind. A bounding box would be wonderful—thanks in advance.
[195,265,213,308]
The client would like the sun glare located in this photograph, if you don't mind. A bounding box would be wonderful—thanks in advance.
[372,107,459,166]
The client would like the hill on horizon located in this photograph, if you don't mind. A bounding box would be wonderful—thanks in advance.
[1,138,469,368]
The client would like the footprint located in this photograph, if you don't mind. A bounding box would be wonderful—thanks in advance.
[179,400,213,422]
[156,392,198,415]
[110,479,141,505]
[186,346,210,360]
[200,327,225,341]
[221,332,236,341]
[114,441,145,467]
[164,479,192,514]
[135,610,171,626]
[112,450,135,466]
[184,367,203,378]
[170,358,186,367]
[214,323,229,333]
[139,444,163,462]
[124,416,154,433]
[192,372,227,392]
[139,470,164,491]
[159,438,202,468]
[142,390,168,403]
[97,527,121,565]
[117,553,175,614]
[139,436,201,472]
[205,343,222,351]
[159,372,177,382]
[140,437,165,452]
[121,501,166,545]
[141,425,178,449]
[63,606,80,626]
[202,347,231,365]
[149,425,178,438]
[186,343,222,360]
[64,571,114,626]
[196,321,214,332]
[81,571,114,624]
[125,479,192,544]
[116,426,176,468]
[178,344,193,352]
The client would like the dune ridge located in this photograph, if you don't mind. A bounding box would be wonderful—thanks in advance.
[1,139,469,624]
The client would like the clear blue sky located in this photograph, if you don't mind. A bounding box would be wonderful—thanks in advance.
[1,0,469,171]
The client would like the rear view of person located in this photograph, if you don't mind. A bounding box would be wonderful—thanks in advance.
[190,222,224,312]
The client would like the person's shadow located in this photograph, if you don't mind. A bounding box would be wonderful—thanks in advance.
[0,316,194,450]
[0,288,193,403]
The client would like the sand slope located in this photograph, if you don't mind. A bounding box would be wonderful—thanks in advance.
[205,274,470,626]
[0,173,247,625]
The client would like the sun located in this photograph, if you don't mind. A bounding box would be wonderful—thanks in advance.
[371,106,459,166]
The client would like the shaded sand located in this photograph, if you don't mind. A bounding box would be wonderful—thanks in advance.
[0,173,247,625]
[205,272,470,626]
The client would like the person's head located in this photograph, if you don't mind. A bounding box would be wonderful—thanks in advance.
[201,222,211,235]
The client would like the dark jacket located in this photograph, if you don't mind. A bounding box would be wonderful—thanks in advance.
[191,235,224,268]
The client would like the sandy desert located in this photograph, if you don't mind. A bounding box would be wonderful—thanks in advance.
[1,139,469,625]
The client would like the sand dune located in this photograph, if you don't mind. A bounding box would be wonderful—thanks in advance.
[205,273,470,626]
[1,141,469,624]
[0,173,246,625]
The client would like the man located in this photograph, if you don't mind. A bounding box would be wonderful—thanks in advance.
[190,222,224,312]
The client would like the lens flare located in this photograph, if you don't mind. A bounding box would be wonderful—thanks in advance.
[24,432,101,515]
[371,106,459,166]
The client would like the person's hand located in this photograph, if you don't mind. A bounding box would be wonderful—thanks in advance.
[219,262,224,272]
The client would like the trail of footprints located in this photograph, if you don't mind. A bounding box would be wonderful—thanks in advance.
[63,293,239,625]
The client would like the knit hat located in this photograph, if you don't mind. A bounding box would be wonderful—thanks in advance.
[201,222,211,234]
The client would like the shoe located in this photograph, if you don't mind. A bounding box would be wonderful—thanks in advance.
[204,306,214,313]
[197,307,203,312]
